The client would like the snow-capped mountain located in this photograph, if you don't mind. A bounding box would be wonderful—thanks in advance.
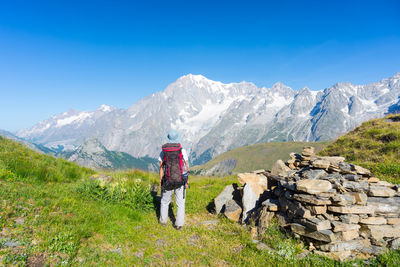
[16,72,400,165]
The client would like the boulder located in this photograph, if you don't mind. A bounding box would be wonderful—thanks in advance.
[223,200,242,222]
[237,172,269,196]
[242,184,258,223]
[214,185,234,214]
[271,160,291,177]
[296,179,332,195]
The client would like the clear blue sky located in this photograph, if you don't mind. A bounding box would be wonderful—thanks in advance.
[1,0,399,131]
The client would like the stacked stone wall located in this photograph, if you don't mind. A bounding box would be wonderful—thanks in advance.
[214,147,400,259]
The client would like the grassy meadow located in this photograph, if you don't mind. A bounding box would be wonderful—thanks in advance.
[1,116,400,266]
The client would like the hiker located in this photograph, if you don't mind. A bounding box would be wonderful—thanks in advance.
[159,129,189,230]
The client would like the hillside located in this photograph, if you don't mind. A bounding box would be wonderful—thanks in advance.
[0,136,93,182]
[191,141,329,176]
[320,114,400,184]
[1,136,400,266]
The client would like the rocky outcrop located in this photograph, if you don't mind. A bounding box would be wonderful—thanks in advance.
[214,147,400,260]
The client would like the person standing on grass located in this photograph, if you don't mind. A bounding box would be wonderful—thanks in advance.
[158,129,189,230]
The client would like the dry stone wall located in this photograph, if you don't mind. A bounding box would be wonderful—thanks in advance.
[214,147,400,259]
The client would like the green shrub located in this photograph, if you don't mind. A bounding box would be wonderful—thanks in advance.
[76,177,153,211]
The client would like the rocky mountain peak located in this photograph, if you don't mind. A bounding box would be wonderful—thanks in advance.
[77,138,107,154]
[15,71,400,165]
[97,104,115,112]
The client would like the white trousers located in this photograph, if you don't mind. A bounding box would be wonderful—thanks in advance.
[160,185,185,227]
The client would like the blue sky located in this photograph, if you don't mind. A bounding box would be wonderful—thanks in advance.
[1,0,399,131]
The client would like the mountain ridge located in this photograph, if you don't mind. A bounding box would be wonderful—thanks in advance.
[15,71,400,165]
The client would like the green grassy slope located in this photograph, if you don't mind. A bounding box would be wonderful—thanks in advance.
[0,136,93,183]
[1,135,400,265]
[192,141,329,174]
[320,114,400,184]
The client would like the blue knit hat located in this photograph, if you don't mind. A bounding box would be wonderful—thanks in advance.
[166,129,180,143]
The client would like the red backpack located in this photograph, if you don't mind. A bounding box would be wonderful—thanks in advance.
[161,143,188,190]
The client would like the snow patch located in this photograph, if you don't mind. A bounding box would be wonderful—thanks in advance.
[56,112,92,127]
[98,104,113,112]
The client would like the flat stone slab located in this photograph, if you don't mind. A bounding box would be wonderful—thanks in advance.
[364,225,400,239]
[368,197,400,214]
[318,239,370,252]
[296,179,332,195]
[331,221,360,232]
[300,218,332,231]
[312,160,331,169]
[359,217,387,225]
[293,194,331,205]
[368,186,396,197]
[331,193,356,206]
[328,205,375,214]
[291,223,336,242]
